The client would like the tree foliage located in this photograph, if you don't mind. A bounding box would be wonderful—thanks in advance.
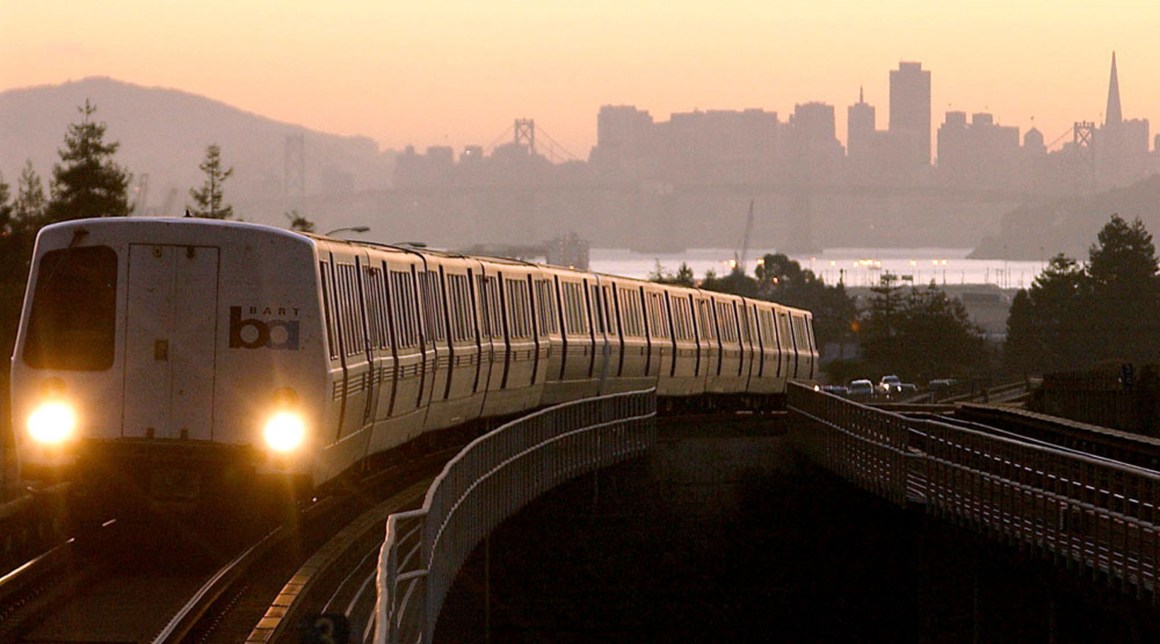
[753,253,857,353]
[14,160,47,225]
[859,282,986,383]
[189,144,234,219]
[1004,214,1160,374]
[45,100,131,221]
[648,261,695,287]
[285,209,316,232]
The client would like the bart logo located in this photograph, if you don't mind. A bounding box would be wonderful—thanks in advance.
[229,306,301,350]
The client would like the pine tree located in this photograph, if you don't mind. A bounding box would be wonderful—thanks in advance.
[0,173,11,234]
[189,144,234,219]
[45,100,132,221]
[1087,214,1160,363]
[14,160,47,224]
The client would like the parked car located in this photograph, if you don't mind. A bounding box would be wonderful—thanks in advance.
[879,375,902,394]
[818,384,849,396]
[848,379,875,399]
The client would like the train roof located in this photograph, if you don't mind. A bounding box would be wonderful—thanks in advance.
[36,218,812,316]
[38,216,313,244]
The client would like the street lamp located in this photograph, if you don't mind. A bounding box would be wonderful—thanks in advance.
[325,226,370,236]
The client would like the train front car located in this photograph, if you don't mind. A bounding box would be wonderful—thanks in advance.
[10,218,325,519]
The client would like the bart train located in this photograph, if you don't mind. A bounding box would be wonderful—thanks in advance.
[10,218,816,511]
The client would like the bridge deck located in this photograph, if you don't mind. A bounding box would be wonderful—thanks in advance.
[435,415,1158,641]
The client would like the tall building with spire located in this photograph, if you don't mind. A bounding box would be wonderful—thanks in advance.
[847,86,876,161]
[1105,51,1122,126]
[1096,51,1149,190]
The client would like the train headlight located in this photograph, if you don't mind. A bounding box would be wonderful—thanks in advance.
[27,400,78,445]
[263,410,306,453]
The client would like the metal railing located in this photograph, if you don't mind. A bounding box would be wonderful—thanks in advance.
[788,382,1160,599]
[374,389,657,643]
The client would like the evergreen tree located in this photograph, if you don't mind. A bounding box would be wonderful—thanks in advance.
[1087,214,1158,291]
[0,173,11,234]
[648,261,695,287]
[1005,254,1091,373]
[859,282,985,383]
[700,266,758,297]
[1002,214,1160,374]
[189,144,234,219]
[0,168,41,380]
[1003,289,1040,375]
[1086,214,1160,363]
[45,100,132,221]
[14,160,47,224]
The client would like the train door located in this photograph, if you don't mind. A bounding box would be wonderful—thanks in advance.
[123,243,219,440]
[595,279,621,389]
[332,256,373,441]
[641,284,672,379]
[736,299,756,389]
[588,278,611,389]
[777,309,797,379]
[530,273,556,386]
[384,258,427,419]
[362,259,394,427]
[791,312,815,380]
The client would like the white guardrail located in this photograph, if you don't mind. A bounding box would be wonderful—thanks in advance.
[788,382,1160,601]
[373,388,657,643]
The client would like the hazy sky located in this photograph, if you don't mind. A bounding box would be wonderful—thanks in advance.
[2,1,1155,158]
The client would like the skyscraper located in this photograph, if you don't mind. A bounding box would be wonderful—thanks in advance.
[847,86,875,161]
[889,61,931,166]
[1106,51,1122,126]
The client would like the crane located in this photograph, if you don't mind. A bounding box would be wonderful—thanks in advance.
[736,199,755,274]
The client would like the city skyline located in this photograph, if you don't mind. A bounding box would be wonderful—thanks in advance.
[2,2,1156,157]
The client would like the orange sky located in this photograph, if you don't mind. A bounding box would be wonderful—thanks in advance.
[2,1,1156,159]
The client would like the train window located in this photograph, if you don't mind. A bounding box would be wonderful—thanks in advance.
[418,270,446,342]
[792,316,810,351]
[619,287,644,338]
[697,298,716,341]
[759,309,777,349]
[364,266,389,350]
[24,246,118,370]
[504,278,532,339]
[319,262,338,359]
[778,312,794,350]
[601,285,617,335]
[389,270,419,349]
[336,264,364,356]
[646,291,669,339]
[717,301,738,343]
[668,295,682,343]
[475,276,491,339]
[737,303,751,344]
[446,273,473,342]
[590,285,606,335]
[479,275,502,339]
[561,281,588,336]
[534,279,557,335]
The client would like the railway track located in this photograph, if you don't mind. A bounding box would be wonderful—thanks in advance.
[0,446,455,643]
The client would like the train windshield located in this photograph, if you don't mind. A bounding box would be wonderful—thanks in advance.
[23,245,118,370]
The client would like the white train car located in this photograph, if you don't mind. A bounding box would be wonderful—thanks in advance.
[12,220,326,503]
[9,218,817,513]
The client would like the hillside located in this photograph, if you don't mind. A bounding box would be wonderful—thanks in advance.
[970,174,1160,260]
[0,77,394,228]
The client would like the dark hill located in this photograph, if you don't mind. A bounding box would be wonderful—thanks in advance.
[971,174,1160,260]
[0,77,393,227]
